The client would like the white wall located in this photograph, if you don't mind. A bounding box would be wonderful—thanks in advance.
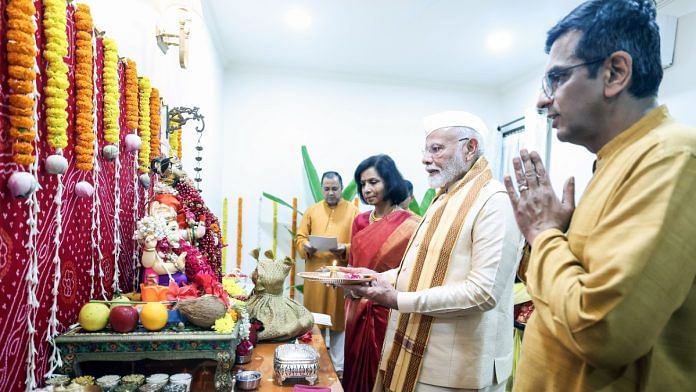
[83,0,225,216]
[221,67,502,276]
[498,10,696,199]
[659,11,696,126]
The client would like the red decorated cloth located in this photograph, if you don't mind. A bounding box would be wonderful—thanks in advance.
[342,210,418,392]
[0,2,143,390]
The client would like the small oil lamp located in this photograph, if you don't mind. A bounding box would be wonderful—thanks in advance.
[328,260,338,279]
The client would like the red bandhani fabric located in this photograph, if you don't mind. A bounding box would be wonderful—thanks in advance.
[343,210,419,392]
[0,2,142,390]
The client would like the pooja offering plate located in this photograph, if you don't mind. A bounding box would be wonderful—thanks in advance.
[273,344,320,386]
[298,271,374,285]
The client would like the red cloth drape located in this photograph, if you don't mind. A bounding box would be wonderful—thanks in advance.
[0,2,142,390]
[342,210,418,392]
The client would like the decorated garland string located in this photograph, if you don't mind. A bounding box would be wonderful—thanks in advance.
[6,0,38,165]
[236,197,243,270]
[131,150,141,285]
[168,117,181,157]
[150,88,161,158]
[74,3,94,171]
[103,39,122,279]
[89,19,107,300]
[43,0,69,152]
[177,128,182,159]
[124,58,138,131]
[10,1,43,388]
[138,77,152,172]
[222,197,228,273]
[102,38,119,145]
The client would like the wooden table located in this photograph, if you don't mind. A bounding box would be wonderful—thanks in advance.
[55,326,239,391]
[236,325,343,391]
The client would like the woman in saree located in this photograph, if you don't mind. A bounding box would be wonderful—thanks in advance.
[343,154,420,392]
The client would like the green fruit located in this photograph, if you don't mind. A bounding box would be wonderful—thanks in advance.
[110,295,132,309]
[78,303,110,331]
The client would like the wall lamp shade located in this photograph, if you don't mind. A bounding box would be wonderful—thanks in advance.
[156,7,191,69]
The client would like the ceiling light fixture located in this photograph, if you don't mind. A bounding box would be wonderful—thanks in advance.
[285,8,312,31]
[486,30,513,54]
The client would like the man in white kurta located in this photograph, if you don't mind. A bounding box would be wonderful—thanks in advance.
[345,111,522,392]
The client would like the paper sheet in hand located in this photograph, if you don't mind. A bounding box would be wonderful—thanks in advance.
[312,312,333,327]
[309,235,337,251]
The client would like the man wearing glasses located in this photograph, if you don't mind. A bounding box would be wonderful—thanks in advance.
[344,111,522,392]
[505,0,696,390]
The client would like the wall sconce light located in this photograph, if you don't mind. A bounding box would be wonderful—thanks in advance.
[156,6,191,69]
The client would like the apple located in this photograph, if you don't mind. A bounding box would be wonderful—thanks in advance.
[109,306,139,333]
[79,303,110,331]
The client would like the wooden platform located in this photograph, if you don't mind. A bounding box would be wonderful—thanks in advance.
[235,325,343,391]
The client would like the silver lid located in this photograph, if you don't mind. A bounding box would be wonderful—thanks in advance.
[274,344,319,364]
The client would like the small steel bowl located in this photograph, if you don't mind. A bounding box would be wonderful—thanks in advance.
[236,370,262,390]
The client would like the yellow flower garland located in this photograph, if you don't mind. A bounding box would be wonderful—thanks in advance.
[177,128,182,159]
[138,77,152,173]
[7,0,37,166]
[168,118,181,158]
[124,59,138,131]
[149,88,161,158]
[43,0,69,150]
[102,38,120,144]
[74,3,94,171]
[236,197,243,270]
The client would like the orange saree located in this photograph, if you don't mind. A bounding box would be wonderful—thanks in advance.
[343,210,419,392]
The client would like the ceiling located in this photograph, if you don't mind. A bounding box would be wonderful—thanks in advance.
[202,0,696,90]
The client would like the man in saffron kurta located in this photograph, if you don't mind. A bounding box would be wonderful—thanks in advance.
[505,2,696,391]
[296,171,359,374]
[345,111,522,392]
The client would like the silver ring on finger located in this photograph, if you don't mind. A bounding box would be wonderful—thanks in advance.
[519,185,529,192]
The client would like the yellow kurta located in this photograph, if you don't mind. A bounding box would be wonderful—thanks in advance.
[515,106,696,391]
[296,199,359,331]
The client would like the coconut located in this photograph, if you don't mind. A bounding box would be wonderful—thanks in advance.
[176,295,227,328]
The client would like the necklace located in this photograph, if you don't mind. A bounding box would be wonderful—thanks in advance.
[369,205,398,224]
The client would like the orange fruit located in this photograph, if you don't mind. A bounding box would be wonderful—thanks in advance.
[140,302,168,331]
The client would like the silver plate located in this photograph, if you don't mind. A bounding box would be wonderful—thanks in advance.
[298,271,374,285]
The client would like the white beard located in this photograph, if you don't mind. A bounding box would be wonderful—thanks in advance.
[427,152,467,189]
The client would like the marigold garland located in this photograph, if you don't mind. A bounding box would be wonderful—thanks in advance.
[6,0,37,166]
[74,3,94,170]
[43,0,69,150]
[221,197,228,272]
[124,58,139,130]
[149,88,161,158]
[138,77,152,172]
[102,38,120,144]
[177,128,182,159]
[236,197,243,270]
[168,118,181,158]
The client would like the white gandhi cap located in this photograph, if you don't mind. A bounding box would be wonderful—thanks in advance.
[423,111,489,145]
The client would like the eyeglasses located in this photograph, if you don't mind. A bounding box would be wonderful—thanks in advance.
[541,58,605,99]
[422,138,469,158]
